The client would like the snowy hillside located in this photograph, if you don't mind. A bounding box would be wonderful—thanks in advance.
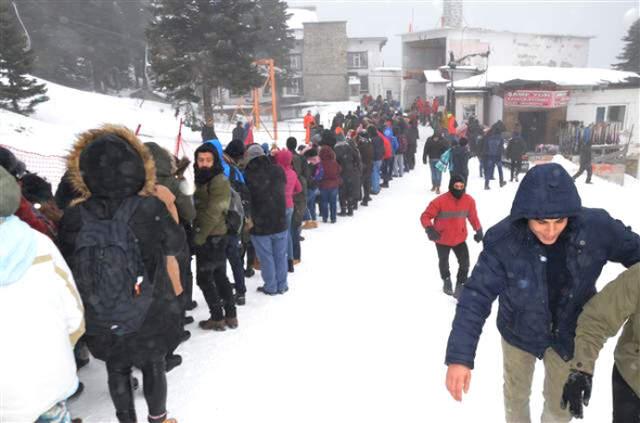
[0,78,351,188]
[2,80,639,422]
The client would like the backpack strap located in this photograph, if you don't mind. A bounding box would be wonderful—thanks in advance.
[112,196,143,224]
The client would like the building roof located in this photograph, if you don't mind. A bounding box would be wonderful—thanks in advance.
[453,66,640,89]
[424,70,449,83]
[287,8,318,30]
[349,37,388,49]
[400,26,593,41]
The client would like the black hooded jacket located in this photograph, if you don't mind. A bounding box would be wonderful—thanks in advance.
[244,155,287,236]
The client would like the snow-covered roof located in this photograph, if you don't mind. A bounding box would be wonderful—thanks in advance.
[287,8,318,30]
[424,70,449,84]
[401,26,593,40]
[373,67,401,72]
[454,66,640,89]
[349,76,361,85]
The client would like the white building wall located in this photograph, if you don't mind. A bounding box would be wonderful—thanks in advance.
[566,87,640,146]
[369,69,401,101]
[488,94,504,126]
[455,93,484,123]
[445,29,590,68]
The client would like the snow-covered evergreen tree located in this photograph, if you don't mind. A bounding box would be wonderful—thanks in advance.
[147,0,292,127]
[614,19,640,72]
[0,0,48,115]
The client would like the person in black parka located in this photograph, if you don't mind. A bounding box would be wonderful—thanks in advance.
[356,130,374,206]
[405,119,419,171]
[58,125,185,423]
[450,137,471,183]
[334,136,361,216]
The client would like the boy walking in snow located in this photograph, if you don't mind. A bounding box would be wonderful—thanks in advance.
[444,163,640,423]
[420,174,483,298]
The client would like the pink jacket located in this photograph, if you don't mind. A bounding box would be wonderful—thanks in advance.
[275,150,302,208]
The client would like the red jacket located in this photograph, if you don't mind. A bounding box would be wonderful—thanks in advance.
[15,196,57,240]
[318,146,342,190]
[377,130,393,159]
[420,192,481,247]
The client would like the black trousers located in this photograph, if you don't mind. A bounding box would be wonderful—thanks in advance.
[435,242,469,284]
[195,235,236,321]
[613,363,640,423]
[225,233,246,295]
[107,358,167,423]
[573,162,593,182]
[362,167,372,200]
[510,159,522,181]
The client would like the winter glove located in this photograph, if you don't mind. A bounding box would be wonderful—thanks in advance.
[560,370,592,419]
[473,228,483,243]
[425,226,441,241]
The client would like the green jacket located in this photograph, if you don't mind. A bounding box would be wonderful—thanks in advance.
[145,142,196,223]
[193,173,230,245]
[571,263,640,396]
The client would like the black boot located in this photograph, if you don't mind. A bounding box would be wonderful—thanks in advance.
[288,259,294,273]
[453,281,465,299]
[165,354,182,373]
[347,206,353,216]
[338,209,348,217]
[442,277,453,296]
[244,267,255,278]
[361,200,368,207]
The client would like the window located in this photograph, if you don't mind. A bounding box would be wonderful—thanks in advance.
[359,75,369,92]
[289,54,302,71]
[386,90,393,101]
[284,77,303,96]
[595,107,605,123]
[463,104,477,120]
[607,105,625,123]
[348,52,368,69]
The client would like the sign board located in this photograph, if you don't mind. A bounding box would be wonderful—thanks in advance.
[504,90,570,108]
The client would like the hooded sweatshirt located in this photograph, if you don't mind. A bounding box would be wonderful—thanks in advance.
[0,216,84,422]
[275,150,302,209]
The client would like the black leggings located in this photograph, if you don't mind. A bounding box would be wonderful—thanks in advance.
[613,363,640,423]
[435,242,470,284]
[107,358,167,423]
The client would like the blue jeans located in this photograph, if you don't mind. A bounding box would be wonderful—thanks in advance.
[251,231,288,294]
[371,160,382,193]
[319,187,338,222]
[285,207,294,260]
[304,187,319,221]
[485,157,504,184]
[429,159,442,187]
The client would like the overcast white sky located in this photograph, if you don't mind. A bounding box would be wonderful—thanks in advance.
[291,0,638,69]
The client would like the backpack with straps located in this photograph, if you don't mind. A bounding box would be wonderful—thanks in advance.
[71,196,153,336]
[225,185,245,235]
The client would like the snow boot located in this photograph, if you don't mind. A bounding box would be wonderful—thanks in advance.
[338,209,348,217]
[235,294,246,306]
[225,317,239,329]
[442,277,454,296]
[361,200,369,207]
[165,354,182,373]
[288,259,295,273]
[185,300,197,311]
[347,206,354,216]
[199,319,226,331]
[453,282,465,299]
[435,186,441,194]
[499,180,507,187]
[244,267,255,278]
[430,185,436,192]
[183,315,194,325]
[179,330,191,343]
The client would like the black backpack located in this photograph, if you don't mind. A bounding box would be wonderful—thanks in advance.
[72,196,153,336]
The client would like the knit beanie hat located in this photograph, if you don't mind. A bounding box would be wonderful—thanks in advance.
[246,144,265,163]
[224,139,246,160]
[0,166,21,217]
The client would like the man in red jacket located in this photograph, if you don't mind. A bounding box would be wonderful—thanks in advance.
[420,174,483,298]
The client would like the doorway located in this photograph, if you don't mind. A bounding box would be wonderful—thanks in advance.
[519,111,546,152]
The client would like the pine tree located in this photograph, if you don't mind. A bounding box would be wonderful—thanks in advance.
[614,19,640,72]
[0,0,48,115]
[147,0,292,127]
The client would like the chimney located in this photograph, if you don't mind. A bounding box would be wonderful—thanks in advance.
[442,0,463,28]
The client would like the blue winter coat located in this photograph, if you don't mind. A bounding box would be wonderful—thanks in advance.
[445,163,640,368]
[484,134,504,159]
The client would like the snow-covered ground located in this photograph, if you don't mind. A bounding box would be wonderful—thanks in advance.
[2,81,639,422]
[66,151,637,422]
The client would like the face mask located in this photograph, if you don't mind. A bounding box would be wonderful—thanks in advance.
[451,188,465,199]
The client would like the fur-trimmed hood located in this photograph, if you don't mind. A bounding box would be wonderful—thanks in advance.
[66,124,156,202]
